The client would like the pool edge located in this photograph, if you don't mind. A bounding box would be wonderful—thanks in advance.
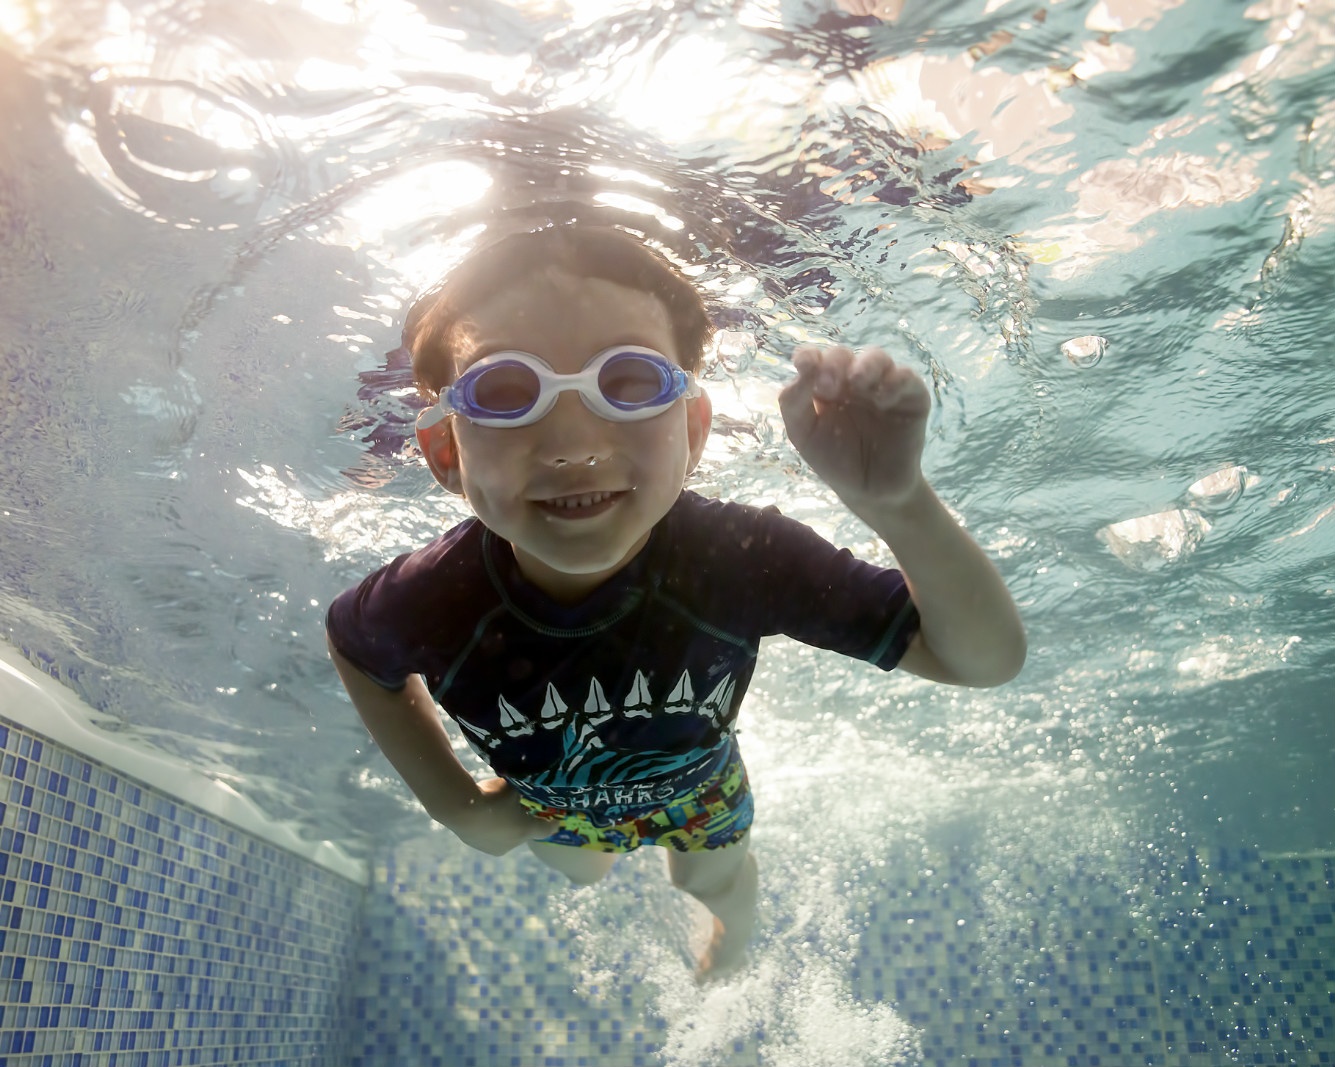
[0,638,368,885]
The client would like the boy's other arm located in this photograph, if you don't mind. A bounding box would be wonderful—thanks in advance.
[847,480,1025,687]
[327,639,550,854]
[778,344,1026,688]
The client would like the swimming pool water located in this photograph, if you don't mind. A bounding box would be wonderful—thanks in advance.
[1,0,1332,1063]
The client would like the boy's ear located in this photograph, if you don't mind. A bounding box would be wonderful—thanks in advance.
[684,389,712,476]
[416,421,464,495]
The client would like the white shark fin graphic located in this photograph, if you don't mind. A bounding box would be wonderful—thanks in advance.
[577,721,605,749]
[698,674,735,726]
[458,718,500,750]
[565,721,605,772]
[664,670,694,712]
[499,695,533,736]
[583,678,613,726]
[539,683,567,728]
[623,669,654,718]
[585,678,610,714]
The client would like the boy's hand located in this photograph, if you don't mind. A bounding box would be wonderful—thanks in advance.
[445,777,552,856]
[778,344,931,510]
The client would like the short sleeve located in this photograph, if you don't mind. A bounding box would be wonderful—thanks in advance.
[326,557,420,690]
[745,505,920,670]
[324,520,479,690]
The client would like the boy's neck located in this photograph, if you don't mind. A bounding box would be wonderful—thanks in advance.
[510,530,653,604]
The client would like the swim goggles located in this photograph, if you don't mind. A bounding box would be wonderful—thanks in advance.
[415,345,699,429]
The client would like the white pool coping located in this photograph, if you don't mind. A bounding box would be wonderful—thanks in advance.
[0,639,367,886]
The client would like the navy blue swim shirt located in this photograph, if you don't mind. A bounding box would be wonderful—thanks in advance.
[327,491,919,820]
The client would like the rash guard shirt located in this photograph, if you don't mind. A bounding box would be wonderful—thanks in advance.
[327,490,919,822]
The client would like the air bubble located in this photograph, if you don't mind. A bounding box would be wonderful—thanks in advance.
[712,330,757,375]
[1061,335,1108,367]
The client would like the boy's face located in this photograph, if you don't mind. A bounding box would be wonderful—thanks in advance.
[419,270,711,603]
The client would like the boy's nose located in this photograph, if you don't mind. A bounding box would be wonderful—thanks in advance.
[536,390,613,468]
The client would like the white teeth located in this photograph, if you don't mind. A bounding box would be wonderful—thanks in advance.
[548,491,615,509]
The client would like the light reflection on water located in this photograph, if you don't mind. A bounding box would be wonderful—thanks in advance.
[1,0,1333,1057]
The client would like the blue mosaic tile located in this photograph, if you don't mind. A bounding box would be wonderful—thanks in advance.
[0,715,365,1066]
[1154,852,1335,1066]
[3,713,1331,1067]
[343,832,1335,1067]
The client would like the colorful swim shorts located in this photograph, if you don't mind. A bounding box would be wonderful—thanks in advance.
[519,749,753,854]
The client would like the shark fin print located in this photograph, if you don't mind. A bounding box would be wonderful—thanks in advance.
[458,718,500,750]
[564,720,605,773]
[498,694,534,736]
[539,682,568,729]
[623,669,654,719]
[577,720,605,750]
[583,678,613,726]
[585,678,611,714]
[664,670,694,713]
[698,673,735,726]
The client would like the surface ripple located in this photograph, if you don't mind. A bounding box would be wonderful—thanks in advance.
[1,0,1330,875]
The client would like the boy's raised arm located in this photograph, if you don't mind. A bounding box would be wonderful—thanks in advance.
[778,344,1027,687]
[328,639,549,853]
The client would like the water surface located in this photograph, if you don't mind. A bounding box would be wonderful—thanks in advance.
[1,1,1332,1059]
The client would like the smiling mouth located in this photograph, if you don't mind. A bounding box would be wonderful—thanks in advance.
[535,490,626,517]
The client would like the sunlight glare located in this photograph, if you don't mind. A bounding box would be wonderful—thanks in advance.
[586,165,668,189]
[235,465,455,561]
[610,34,810,148]
[299,0,357,24]
[375,224,489,295]
[0,0,44,46]
[292,0,530,96]
[331,162,492,248]
[592,192,683,230]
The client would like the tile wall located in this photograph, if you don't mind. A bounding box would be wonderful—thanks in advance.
[3,642,1330,1067]
[0,705,365,1067]
[348,834,1333,1067]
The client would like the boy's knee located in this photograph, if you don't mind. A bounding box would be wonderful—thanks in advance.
[529,841,615,885]
[672,870,722,898]
[670,849,755,899]
[563,867,610,887]
[669,862,710,895]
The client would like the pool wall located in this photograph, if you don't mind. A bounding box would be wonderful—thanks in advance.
[348,831,1335,1067]
[2,640,1332,1067]
[0,644,366,1065]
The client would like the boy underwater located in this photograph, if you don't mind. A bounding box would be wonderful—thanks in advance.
[326,225,1026,979]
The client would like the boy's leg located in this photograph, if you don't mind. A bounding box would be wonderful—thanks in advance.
[665,832,757,979]
[527,840,617,885]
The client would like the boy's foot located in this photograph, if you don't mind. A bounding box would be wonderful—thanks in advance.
[695,917,750,983]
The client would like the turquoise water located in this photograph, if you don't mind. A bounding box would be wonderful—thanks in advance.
[1,0,1332,1062]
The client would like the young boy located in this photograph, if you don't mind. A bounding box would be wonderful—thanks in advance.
[326,225,1025,979]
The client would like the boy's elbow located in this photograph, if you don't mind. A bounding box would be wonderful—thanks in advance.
[904,627,1027,688]
[974,643,1026,687]
[976,629,1027,687]
[968,622,1027,687]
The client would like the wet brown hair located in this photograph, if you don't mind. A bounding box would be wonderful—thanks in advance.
[401,225,713,397]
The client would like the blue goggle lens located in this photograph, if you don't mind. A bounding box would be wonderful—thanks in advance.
[463,361,540,417]
[596,352,677,409]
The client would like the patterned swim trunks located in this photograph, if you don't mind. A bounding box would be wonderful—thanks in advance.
[519,749,753,854]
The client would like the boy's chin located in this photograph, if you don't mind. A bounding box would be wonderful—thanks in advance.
[511,535,650,592]
[532,546,641,578]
